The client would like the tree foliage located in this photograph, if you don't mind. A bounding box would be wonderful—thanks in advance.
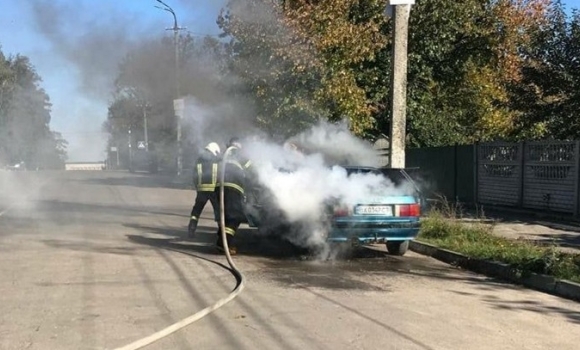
[510,1,580,140]
[217,0,388,138]
[0,48,67,169]
[104,0,579,154]
[403,0,551,146]
[217,0,570,147]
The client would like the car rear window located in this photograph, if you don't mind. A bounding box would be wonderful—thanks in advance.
[344,167,382,176]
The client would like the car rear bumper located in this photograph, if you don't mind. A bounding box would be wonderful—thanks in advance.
[328,217,420,243]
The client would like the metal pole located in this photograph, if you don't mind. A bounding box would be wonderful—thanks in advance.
[155,0,186,176]
[174,27,182,176]
[128,129,132,169]
[143,104,149,152]
[389,4,411,169]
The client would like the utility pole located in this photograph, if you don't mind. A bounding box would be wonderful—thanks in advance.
[128,128,132,168]
[386,1,413,169]
[143,103,149,152]
[155,0,186,176]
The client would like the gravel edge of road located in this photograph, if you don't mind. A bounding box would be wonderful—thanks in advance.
[409,240,580,303]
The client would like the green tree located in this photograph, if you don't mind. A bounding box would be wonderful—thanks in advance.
[218,0,389,138]
[510,2,580,140]
[0,48,67,168]
[405,0,550,147]
[217,0,552,146]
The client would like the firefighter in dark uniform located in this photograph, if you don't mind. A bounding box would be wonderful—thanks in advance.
[215,138,249,255]
[188,142,221,238]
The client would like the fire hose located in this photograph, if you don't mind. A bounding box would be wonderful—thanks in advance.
[113,146,245,350]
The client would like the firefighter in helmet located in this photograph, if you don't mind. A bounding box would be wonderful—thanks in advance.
[188,142,221,238]
[215,137,249,255]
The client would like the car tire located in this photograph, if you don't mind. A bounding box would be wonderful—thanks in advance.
[386,240,409,256]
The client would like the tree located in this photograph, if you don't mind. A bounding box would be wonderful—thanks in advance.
[218,0,388,138]
[404,0,550,147]
[510,2,580,140]
[0,48,67,168]
[216,0,553,147]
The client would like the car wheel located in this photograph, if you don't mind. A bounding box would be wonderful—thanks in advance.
[386,240,409,256]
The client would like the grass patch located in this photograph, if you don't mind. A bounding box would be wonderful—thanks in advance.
[419,211,580,283]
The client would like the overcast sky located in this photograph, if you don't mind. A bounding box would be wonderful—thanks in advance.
[0,0,579,161]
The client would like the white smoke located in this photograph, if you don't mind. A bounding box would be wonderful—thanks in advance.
[0,170,49,216]
[241,121,414,253]
[287,120,382,167]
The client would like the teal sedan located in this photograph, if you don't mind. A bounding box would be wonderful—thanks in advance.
[243,166,424,256]
[327,166,423,256]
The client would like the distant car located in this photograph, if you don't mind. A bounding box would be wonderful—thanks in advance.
[243,165,424,256]
[5,161,26,171]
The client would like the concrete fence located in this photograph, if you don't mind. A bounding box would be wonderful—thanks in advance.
[407,141,580,217]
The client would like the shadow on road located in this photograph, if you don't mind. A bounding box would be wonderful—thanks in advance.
[76,172,191,190]
[33,199,188,220]
[41,238,147,256]
[123,222,505,294]
[450,284,580,325]
[125,232,392,292]
[123,222,312,259]
[486,296,580,324]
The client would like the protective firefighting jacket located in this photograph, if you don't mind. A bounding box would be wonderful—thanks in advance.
[193,150,220,192]
[217,148,247,195]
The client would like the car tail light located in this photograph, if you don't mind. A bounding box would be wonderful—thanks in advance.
[398,203,421,217]
[333,207,350,217]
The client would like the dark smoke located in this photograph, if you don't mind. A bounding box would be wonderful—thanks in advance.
[23,0,230,161]
[27,0,152,100]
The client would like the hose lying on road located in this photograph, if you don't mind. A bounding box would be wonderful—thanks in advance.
[113,146,245,350]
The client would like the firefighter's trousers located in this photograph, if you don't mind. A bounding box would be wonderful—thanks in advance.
[190,190,218,224]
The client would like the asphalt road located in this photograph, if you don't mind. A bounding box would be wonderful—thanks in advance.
[1,170,579,350]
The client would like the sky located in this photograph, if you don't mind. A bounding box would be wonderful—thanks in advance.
[0,0,227,162]
[0,0,579,162]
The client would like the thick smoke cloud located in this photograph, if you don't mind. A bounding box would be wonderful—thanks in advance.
[27,0,228,100]
[27,0,149,100]
[288,121,382,167]
[238,121,414,253]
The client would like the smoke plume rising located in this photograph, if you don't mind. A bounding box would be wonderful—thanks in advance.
[237,121,414,253]
[23,0,227,161]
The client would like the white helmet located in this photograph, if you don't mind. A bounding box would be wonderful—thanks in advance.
[205,142,221,156]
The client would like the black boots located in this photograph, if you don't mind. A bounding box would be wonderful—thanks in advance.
[216,232,237,255]
[187,218,198,238]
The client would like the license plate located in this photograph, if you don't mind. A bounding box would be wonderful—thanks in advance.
[355,205,393,216]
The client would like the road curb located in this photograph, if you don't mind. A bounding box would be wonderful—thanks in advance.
[409,240,580,302]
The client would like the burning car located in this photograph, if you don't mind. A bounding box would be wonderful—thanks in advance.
[243,164,424,256]
[325,166,423,255]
